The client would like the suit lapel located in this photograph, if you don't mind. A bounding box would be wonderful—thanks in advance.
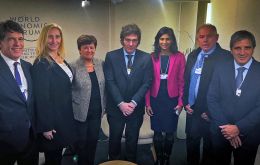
[0,55,26,103]
[226,61,237,93]
[152,55,160,78]
[93,58,104,84]
[117,49,128,78]
[240,60,257,93]
[77,58,90,86]
[52,59,72,83]
[168,54,176,76]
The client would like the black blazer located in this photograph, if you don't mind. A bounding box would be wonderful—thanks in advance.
[104,48,153,118]
[32,57,76,150]
[207,58,260,144]
[0,55,34,154]
[183,43,231,135]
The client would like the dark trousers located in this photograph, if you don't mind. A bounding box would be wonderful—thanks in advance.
[211,131,259,165]
[107,114,143,163]
[0,131,39,165]
[44,148,63,165]
[153,132,174,165]
[186,132,212,165]
[76,116,101,165]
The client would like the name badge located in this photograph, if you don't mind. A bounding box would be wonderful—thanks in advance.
[160,73,168,79]
[127,68,131,75]
[236,89,242,97]
[195,68,202,74]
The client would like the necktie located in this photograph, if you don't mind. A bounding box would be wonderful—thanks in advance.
[188,53,206,106]
[236,67,246,88]
[14,62,26,99]
[126,55,133,69]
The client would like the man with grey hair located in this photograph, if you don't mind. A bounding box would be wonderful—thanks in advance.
[183,24,231,165]
[104,23,153,163]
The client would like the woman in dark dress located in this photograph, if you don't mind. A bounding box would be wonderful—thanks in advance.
[32,23,76,165]
[71,35,105,165]
[145,27,186,165]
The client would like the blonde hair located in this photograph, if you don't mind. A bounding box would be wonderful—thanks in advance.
[35,23,65,61]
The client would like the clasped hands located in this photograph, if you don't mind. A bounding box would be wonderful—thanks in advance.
[219,124,242,149]
[119,102,136,116]
[43,129,56,140]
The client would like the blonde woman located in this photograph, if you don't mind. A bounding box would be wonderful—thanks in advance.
[32,23,76,165]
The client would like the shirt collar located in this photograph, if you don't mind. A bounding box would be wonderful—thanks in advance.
[200,44,217,56]
[123,48,136,56]
[234,58,253,70]
[1,52,21,68]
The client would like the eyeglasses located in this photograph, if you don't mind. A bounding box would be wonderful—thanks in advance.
[124,38,139,43]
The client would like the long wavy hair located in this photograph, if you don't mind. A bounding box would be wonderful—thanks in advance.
[35,23,65,62]
[153,27,178,59]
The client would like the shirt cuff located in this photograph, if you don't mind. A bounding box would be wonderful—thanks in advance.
[131,100,137,106]
[117,101,124,107]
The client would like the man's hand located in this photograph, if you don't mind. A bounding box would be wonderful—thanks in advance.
[146,106,153,116]
[43,130,56,140]
[119,102,134,116]
[229,136,242,149]
[185,104,193,115]
[219,124,240,139]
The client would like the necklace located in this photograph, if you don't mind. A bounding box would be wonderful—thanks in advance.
[160,56,170,74]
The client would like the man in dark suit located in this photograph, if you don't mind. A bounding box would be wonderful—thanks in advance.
[104,24,153,163]
[0,20,38,165]
[183,24,230,165]
[207,30,260,165]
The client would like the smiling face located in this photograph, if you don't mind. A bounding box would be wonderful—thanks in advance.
[159,34,172,53]
[79,43,96,60]
[231,39,254,66]
[47,28,61,53]
[0,31,24,61]
[197,27,219,53]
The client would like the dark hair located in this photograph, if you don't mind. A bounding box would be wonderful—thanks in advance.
[196,24,217,35]
[230,30,256,49]
[0,20,24,41]
[153,27,178,58]
[77,34,97,50]
[120,24,141,45]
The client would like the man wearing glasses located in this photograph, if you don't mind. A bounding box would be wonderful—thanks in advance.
[104,24,153,163]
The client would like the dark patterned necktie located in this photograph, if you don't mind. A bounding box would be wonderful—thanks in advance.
[236,67,246,88]
[126,55,133,69]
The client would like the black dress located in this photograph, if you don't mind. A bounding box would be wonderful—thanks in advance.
[150,56,179,133]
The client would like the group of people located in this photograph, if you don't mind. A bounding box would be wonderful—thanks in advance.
[0,19,259,165]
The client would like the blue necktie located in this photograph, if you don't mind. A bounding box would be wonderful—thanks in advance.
[188,53,206,106]
[236,67,246,88]
[14,62,26,99]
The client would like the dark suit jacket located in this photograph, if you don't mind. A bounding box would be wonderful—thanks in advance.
[207,58,260,144]
[183,43,231,135]
[32,57,76,150]
[0,55,34,154]
[104,48,153,118]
